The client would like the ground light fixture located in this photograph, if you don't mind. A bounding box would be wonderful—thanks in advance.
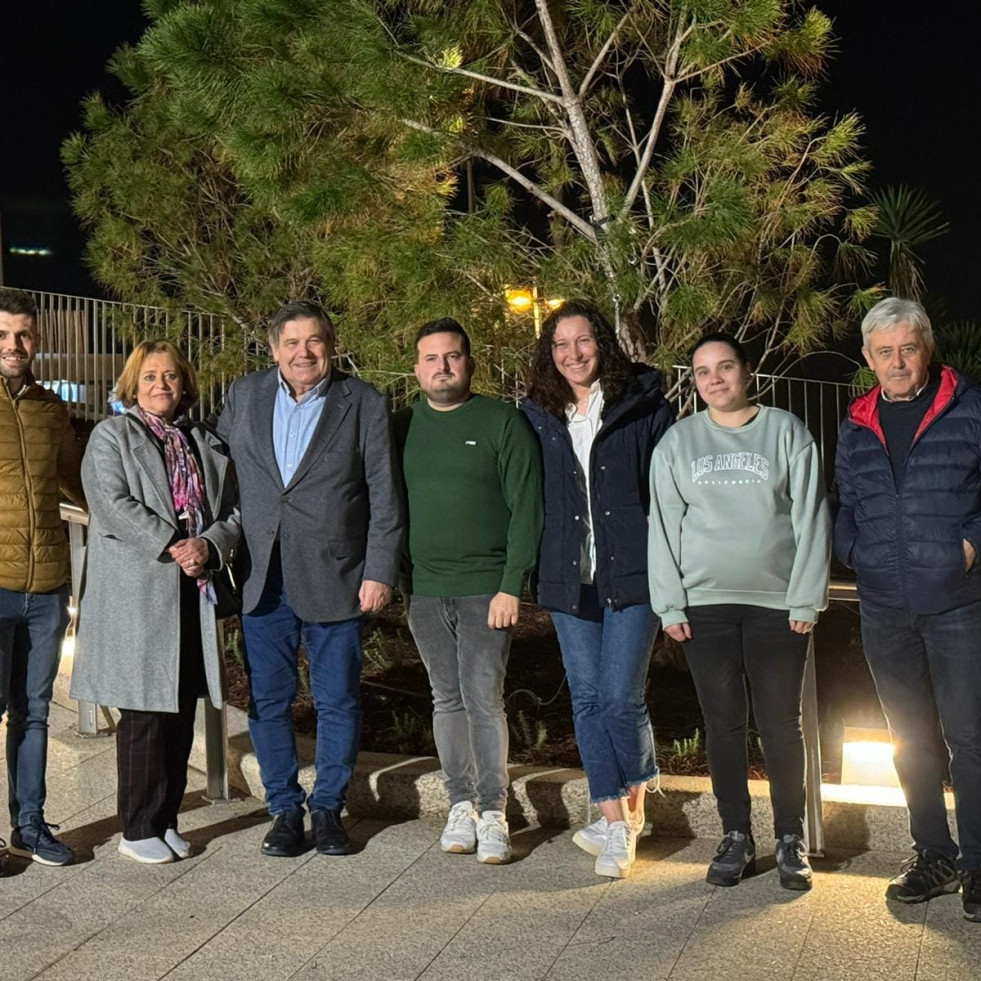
[840,724,901,789]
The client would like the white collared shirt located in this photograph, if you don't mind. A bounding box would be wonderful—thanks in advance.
[566,383,604,582]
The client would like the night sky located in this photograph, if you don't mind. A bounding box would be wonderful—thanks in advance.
[1,2,976,335]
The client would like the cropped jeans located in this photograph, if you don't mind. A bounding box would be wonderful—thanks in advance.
[407,594,511,813]
[860,597,981,870]
[0,585,70,828]
[550,585,659,803]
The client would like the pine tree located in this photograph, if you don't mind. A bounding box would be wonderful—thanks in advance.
[65,0,880,400]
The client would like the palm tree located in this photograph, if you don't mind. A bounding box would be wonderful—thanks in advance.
[871,186,949,300]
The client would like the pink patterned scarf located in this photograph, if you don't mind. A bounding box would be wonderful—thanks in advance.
[139,408,215,603]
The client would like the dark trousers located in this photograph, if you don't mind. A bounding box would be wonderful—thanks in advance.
[860,598,981,870]
[117,576,206,839]
[683,605,809,838]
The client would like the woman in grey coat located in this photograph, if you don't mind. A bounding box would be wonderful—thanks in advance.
[72,340,240,864]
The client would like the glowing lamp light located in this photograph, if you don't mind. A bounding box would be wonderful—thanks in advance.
[505,288,535,313]
[840,725,901,789]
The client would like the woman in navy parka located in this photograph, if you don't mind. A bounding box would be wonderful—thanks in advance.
[521,300,674,879]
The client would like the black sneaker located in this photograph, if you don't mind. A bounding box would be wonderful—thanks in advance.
[706,831,756,887]
[0,837,7,877]
[961,870,981,922]
[310,808,355,856]
[775,834,813,891]
[260,808,307,858]
[885,851,959,903]
[8,821,75,867]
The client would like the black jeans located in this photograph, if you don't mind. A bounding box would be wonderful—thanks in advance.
[683,605,809,838]
[860,598,981,870]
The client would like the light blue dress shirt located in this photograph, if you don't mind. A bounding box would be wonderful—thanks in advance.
[272,372,330,486]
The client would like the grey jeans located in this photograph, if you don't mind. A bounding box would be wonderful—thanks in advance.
[407,594,511,813]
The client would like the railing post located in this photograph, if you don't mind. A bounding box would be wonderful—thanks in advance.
[203,621,231,801]
[802,633,824,856]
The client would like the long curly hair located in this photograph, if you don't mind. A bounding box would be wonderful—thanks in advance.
[526,300,633,418]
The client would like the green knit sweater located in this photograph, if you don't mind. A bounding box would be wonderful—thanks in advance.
[395,395,543,597]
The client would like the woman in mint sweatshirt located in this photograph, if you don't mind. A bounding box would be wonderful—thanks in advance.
[648,333,830,891]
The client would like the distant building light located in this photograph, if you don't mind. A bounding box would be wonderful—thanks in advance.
[9,245,53,257]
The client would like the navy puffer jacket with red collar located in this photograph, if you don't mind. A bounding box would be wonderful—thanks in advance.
[833,365,981,613]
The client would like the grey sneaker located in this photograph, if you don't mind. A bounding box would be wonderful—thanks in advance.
[775,834,812,891]
[706,831,756,887]
[440,801,477,854]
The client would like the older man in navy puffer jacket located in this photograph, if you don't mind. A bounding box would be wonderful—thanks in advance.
[835,297,981,922]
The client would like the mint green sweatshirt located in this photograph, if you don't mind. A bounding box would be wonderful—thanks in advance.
[648,406,830,626]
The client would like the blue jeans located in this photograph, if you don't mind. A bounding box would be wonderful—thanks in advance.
[550,586,659,803]
[242,552,363,815]
[0,585,70,828]
[407,594,511,813]
[860,598,981,870]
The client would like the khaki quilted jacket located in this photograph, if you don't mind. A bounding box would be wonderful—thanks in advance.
[0,374,84,593]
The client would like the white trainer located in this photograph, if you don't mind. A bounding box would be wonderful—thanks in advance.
[164,828,192,859]
[440,801,477,854]
[118,836,174,864]
[572,816,609,856]
[594,821,635,878]
[573,803,645,858]
[476,810,512,864]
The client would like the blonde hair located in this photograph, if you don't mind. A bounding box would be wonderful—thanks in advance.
[115,340,199,411]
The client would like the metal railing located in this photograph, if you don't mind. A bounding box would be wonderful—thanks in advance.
[24,288,232,422]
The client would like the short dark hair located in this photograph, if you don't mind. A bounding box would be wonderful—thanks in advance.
[690,331,751,367]
[414,318,471,357]
[0,288,38,323]
[268,300,336,346]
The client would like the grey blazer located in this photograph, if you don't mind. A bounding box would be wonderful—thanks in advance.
[71,411,241,712]
[216,367,403,622]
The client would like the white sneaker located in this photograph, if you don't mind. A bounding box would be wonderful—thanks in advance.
[594,821,635,878]
[573,803,645,858]
[164,828,192,859]
[629,797,646,837]
[476,810,512,864]
[572,816,609,856]
[118,836,174,864]
[440,801,477,854]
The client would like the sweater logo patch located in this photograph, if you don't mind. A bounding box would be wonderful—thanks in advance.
[691,452,770,484]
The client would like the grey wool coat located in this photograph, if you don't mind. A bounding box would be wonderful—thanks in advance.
[216,367,403,622]
[71,410,241,713]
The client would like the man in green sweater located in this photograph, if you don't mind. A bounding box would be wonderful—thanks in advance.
[396,319,543,864]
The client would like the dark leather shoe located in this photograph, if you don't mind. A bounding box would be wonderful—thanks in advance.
[261,808,307,857]
[311,808,355,856]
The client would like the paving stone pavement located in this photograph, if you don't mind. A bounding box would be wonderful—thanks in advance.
[1,704,979,981]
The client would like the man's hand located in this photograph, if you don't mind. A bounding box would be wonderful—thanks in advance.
[789,620,814,634]
[487,592,520,630]
[664,622,691,643]
[169,537,209,578]
[359,580,392,613]
[965,539,976,572]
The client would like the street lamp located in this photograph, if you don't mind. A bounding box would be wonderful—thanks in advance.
[505,285,564,337]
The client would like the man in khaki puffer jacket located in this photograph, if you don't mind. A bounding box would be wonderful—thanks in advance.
[0,288,83,871]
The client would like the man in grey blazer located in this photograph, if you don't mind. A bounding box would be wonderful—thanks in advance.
[217,300,403,857]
